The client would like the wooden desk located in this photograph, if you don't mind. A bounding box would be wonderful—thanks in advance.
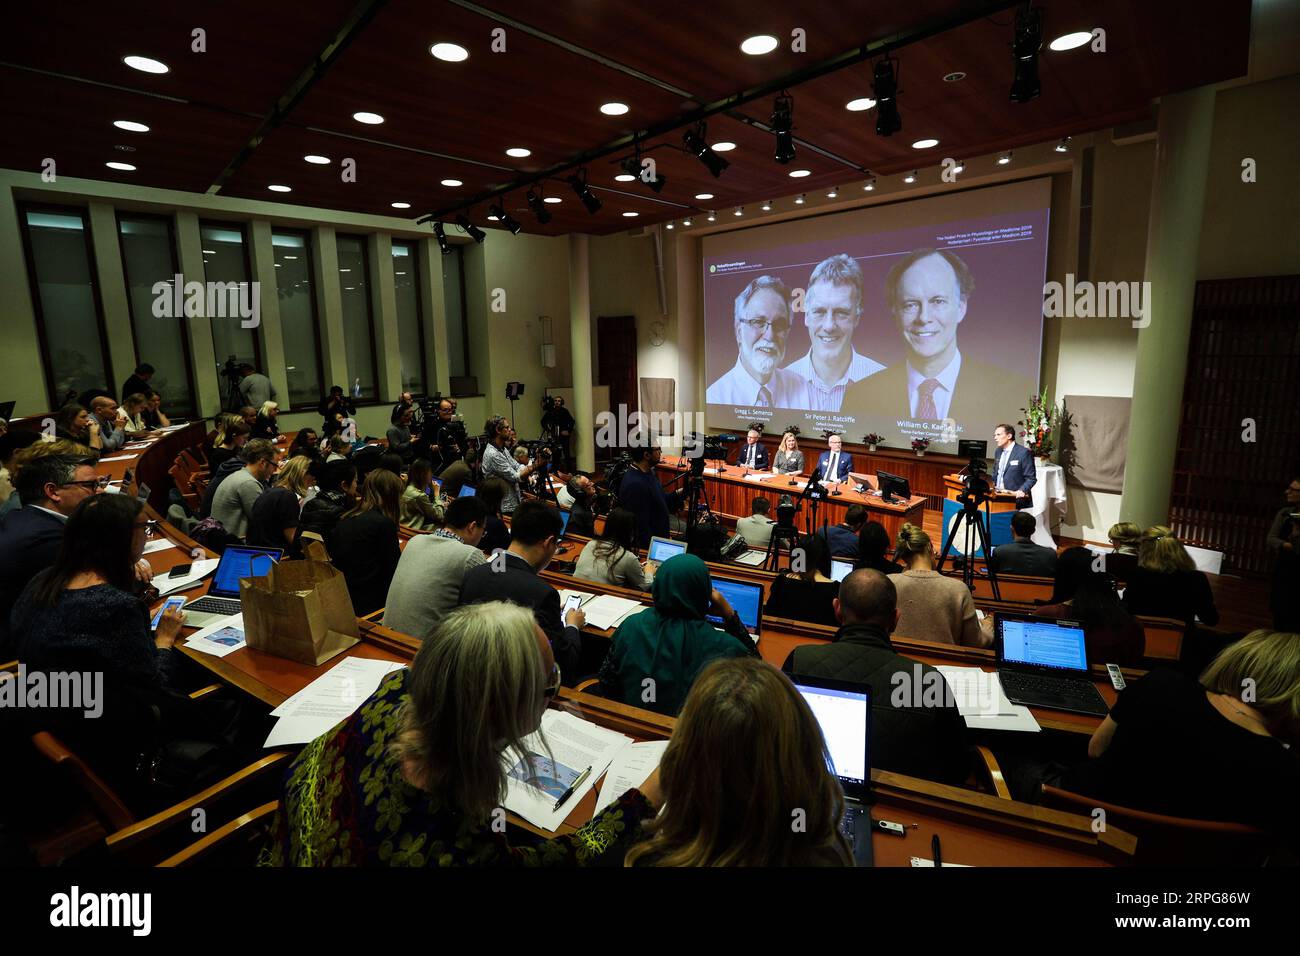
[656,462,926,538]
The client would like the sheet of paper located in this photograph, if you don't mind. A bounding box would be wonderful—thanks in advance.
[183,613,246,658]
[593,740,668,815]
[580,594,645,630]
[97,454,139,463]
[963,704,1040,733]
[934,665,1015,716]
[502,710,631,832]
[910,856,971,867]
[155,558,220,595]
[557,588,596,607]
[731,550,768,567]
[741,472,771,481]
[143,538,179,554]
[264,657,406,747]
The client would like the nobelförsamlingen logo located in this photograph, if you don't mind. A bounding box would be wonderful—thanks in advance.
[0,665,103,718]
[49,886,151,936]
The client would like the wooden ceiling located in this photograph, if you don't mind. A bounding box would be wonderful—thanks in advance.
[2,0,1252,237]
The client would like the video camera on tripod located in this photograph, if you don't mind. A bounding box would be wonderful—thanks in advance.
[685,432,738,477]
[956,456,992,507]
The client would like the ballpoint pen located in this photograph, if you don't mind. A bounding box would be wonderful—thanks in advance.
[552,765,593,811]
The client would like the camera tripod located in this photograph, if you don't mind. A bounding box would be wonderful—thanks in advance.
[763,517,801,571]
[937,489,1001,601]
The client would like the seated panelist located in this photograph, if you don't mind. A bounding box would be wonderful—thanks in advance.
[736,428,769,470]
[772,430,804,474]
[814,434,853,483]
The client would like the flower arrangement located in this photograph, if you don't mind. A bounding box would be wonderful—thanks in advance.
[1017,389,1062,459]
[748,421,766,434]
[911,437,930,455]
[863,433,885,450]
[781,424,801,437]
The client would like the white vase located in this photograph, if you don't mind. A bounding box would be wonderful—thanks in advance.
[915,450,925,457]
[868,444,877,452]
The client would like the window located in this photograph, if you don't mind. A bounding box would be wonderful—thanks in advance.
[272,230,323,408]
[199,221,261,404]
[336,235,378,402]
[20,205,113,408]
[117,214,196,416]
[392,240,427,394]
[443,244,469,381]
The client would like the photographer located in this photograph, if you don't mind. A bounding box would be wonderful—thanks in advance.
[429,399,466,474]
[387,406,419,464]
[481,416,549,515]
[318,384,356,424]
[541,394,575,472]
[236,364,277,409]
[617,442,683,549]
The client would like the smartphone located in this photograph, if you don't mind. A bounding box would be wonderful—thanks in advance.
[1106,663,1127,691]
[562,594,583,617]
[151,596,186,629]
[168,563,192,578]
[122,467,135,487]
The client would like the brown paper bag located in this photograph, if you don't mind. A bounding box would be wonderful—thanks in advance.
[239,544,360,665]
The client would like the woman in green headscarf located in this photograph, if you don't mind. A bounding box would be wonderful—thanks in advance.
[597,553,758,715]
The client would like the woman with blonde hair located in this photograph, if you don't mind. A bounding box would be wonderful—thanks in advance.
[208,416,250,472]
[252,400,280,440]
[274,454,315,502]
[1058,630,1300,842]
[120,393,152,434]
[328,469,403,615]
[889,523,986,647]
[1122,525,1219,659]
[1104,521,1142,580]
[270,601,659,866]
[400,458,445,531]
[772,430,804,475]
[626,656,852,867]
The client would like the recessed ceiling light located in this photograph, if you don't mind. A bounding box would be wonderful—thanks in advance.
[788,169,811,178]
[761,200,771,211]
[711,142,736,152]
[952,161,964,174]
[105,161,136,171]
[827,187,838,198]
[694,193,714,200]
[391,202,411,209]
[615,174,637,182]
[741,35,779,56]
[487,213,500,221]
[1049,31,1093,51]
[113,120,149,133]
[268,184,292,192]
[543,196,562,204]
[794,194,805,204]
[340,268,351,273]
[353,111,384,124]
[440,178,463,187]
[682,218,692,227]
[275,263,282,268]
[846,97,876,112]
[904,171,917,183]
[123,55,168,74]
[505,147,532,158]
[998,150,1013,165]
[666,222,674,230]
[622,211,639,217]
[284,256,298,260]
[430,42,469,62]
[600,102,629,115]
[734,206,743,216]
[202,249,215,255]
[863,178,876,191]
[707,211,716,222]
[943,71,966,82]
[1055,137,1071,152]
[912,138,939,149]
[304,154,330,164]
[396,271,407,275]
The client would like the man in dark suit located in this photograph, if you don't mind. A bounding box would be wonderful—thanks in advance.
[735,427,769,470]
[988,512,1057,577]
[618,443,683,548]
[120,363,156,402]
[842,248,1036,433]
[814,433,853,483]
[782,569,969,785]
[818,504,867,558]
[991,422,1037,508]
[459,500,584,680]
[0,451,100,657]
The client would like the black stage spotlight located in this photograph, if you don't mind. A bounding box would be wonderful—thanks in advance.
[873,58,902,136]
[622,151,668,193]
[568,169,603,214]
[489,201,523,235]
[771,93,796,164]
[1010,4,1044,103]
[455,214,486,244]
[434,221,452,255]
[526,188,552,224]
[682,123,729,178]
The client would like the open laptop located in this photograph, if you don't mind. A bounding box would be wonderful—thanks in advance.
[646,535,686,568]
[179,545,282,627]
[792,675,873,866]
[995,614,1110,717]
[705,576,764,641]
[557,508,571,539]
[458,484,477,498]
[830,558,854,583]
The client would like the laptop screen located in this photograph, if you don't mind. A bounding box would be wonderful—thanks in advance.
[830,558,854,583]
[794,679,869,798]
[706,577,763,633]
[997,616,1089,674]
[209,546,281,597]
[647,536,686,563]
[458,484,477,498]
[558,508,571,538]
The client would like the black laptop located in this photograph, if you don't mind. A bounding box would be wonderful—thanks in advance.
[792,674,874,866]
[995,614,1110,717]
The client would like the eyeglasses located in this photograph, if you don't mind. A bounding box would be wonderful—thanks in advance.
[544,663,562,698]
[60,479,101,491]
[740,318,790,335]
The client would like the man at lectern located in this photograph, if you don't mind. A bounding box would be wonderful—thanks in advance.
[815,433,854,484]
[992,423,1036,509]
[706,276,804,408]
